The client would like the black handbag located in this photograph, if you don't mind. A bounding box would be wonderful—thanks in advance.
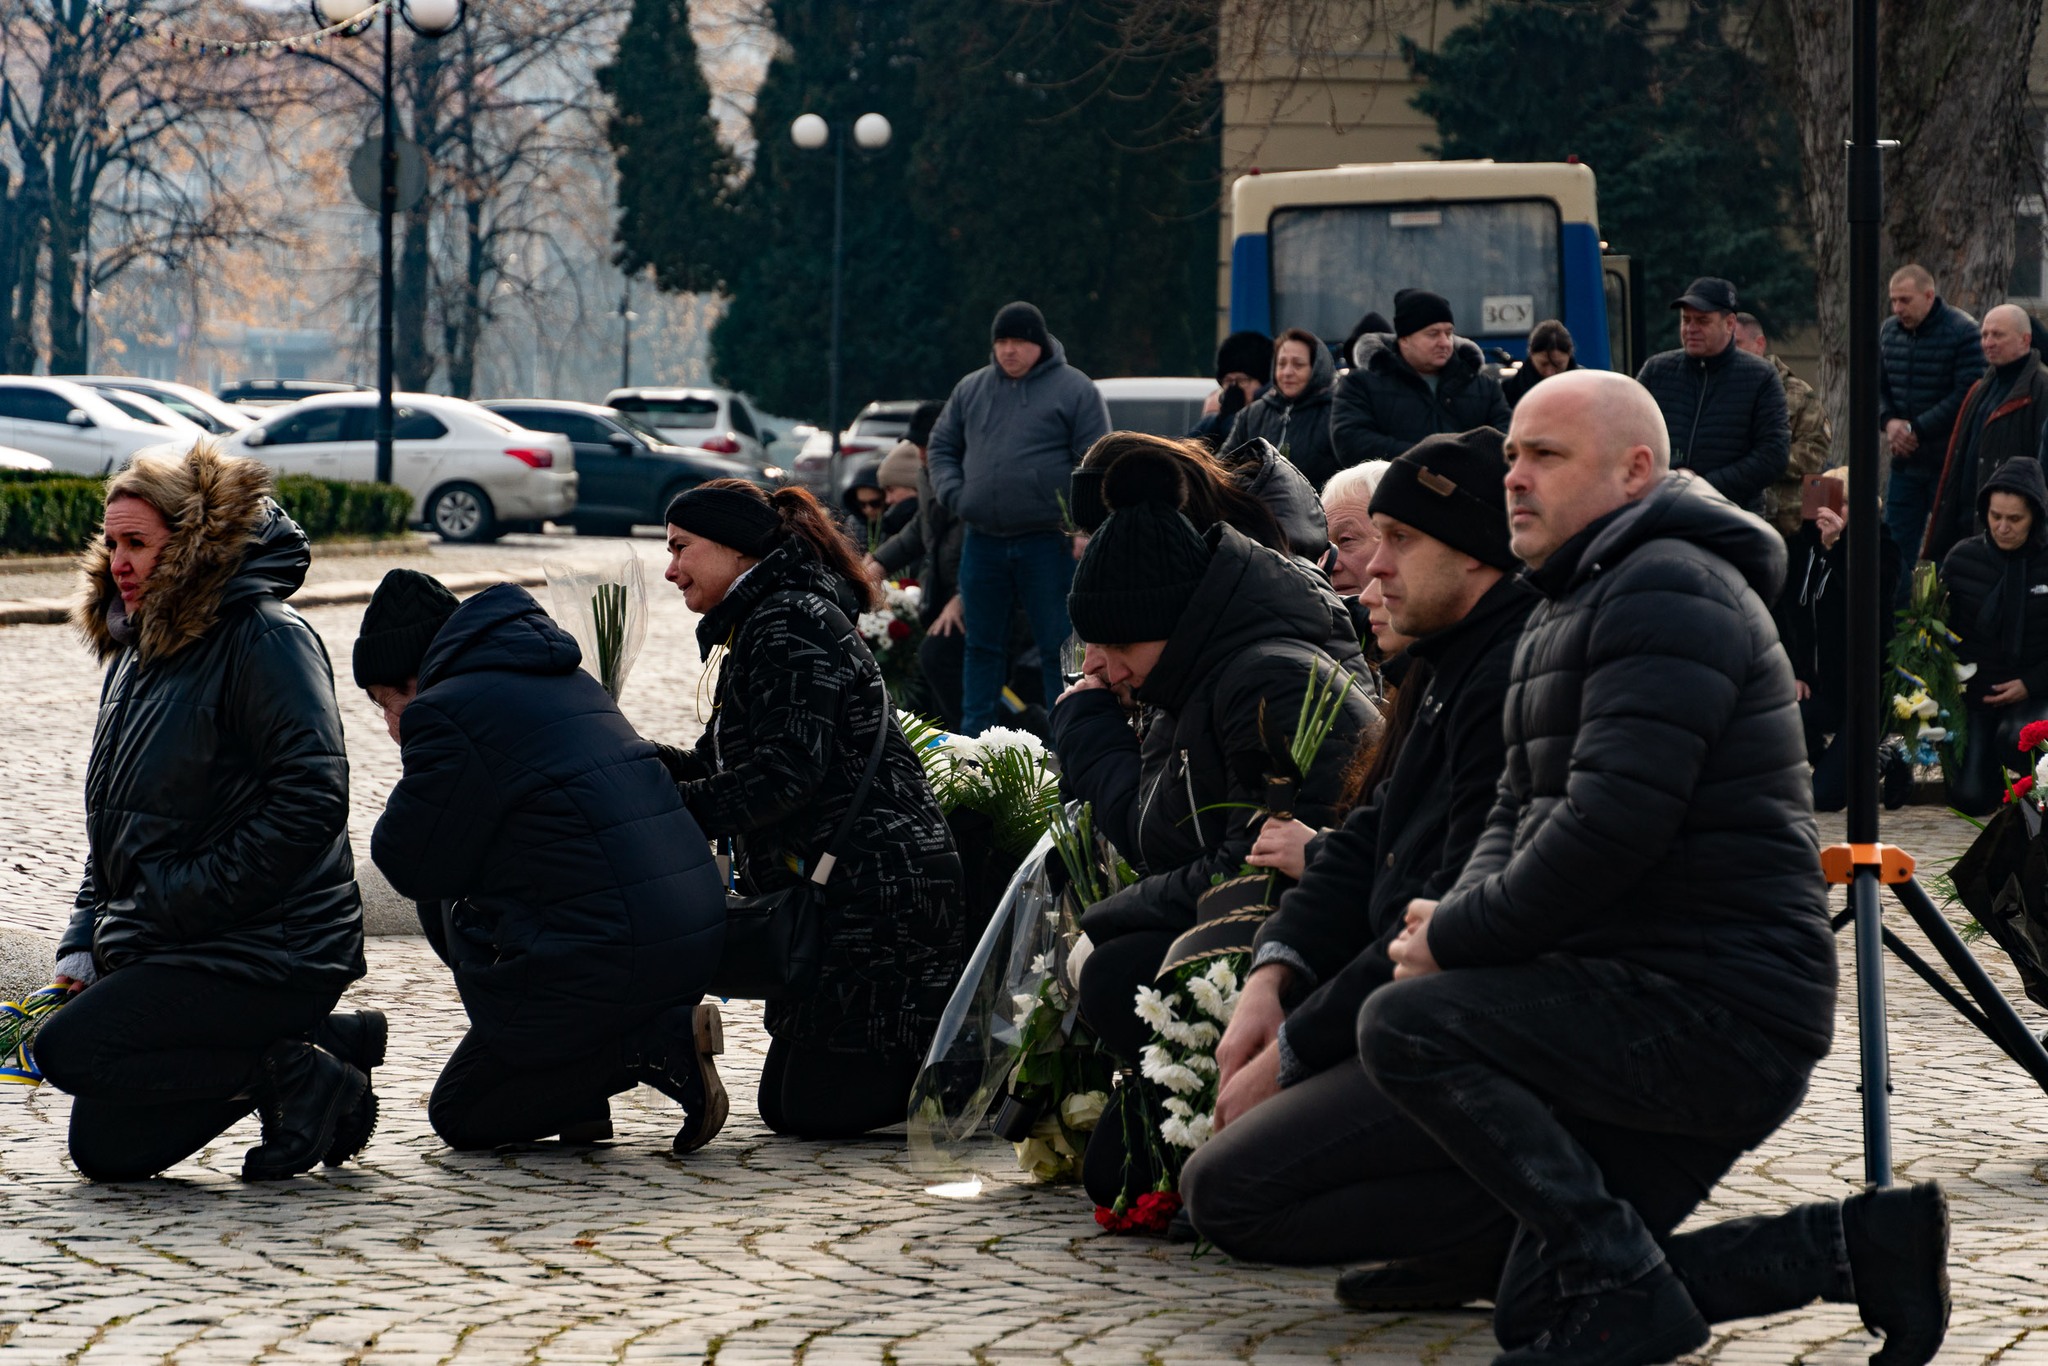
[707,679,892,1001]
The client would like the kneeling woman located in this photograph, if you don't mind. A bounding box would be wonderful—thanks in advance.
[660,481,964,1138]
[39,444,375,1182]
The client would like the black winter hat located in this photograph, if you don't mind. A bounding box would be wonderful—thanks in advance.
[907,400,946,448]
[1367,427,1518,571]
[353,568,460,690]
[1067,448,1212,644]
[1215,331,1275,385]
[665,483,783,558]
[992,301,1051,350]
[1672,277,1739,314]
[1393,289,1455,338]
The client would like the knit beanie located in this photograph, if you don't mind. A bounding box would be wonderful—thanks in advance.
[1067,447,1212,644]
[1393,288,1455,338]
[1367,427,1518,571]
[664,484,783,558]
[992,301,1051,351]
[907,400,946,448]
[1214,331,1275,385]
[876,440,922,491]
[353,568,460,690]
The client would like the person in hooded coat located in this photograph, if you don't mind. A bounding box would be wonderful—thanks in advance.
[359,573,730,1154]
[38,442,373,1185]
[657,480,964,1139]
[1224,327,1341,487]
[1330,290,1513,468]
[1049,447,1379,1207]
[1941,457,2048,815]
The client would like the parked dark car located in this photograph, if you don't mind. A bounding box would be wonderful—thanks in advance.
[480,399,766,536]
[216,379,372,409]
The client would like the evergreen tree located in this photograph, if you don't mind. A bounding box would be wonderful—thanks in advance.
[1407,0,1813,347]
[599,0,735,294]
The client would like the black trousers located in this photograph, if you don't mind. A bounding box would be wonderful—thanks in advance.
[917,627,967,733]
[1073,930,1177,1206]
[1348,955,1850,1333]
[429,1026,645,1150]
[35,963,345,1182]
[757,1035,921,1140]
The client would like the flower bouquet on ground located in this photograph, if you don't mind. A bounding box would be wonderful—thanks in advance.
[543,550,649,701]
[859,581,924,692]
[0,984,74,1085]
[900,714,1063,943]
[1948,720,2048,1011]
[1887,562,1971,781]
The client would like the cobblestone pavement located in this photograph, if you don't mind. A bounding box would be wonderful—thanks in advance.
[2,535,2047,1362]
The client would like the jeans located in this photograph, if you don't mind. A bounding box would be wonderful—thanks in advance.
[1357,954,1830,1311]
[429,1024,648,1150]
[1885,459,1938,605]
[1950,699,2048,816]
[35,963,345,1181]
[957,527,1074,736]
[756,1036,921,1140]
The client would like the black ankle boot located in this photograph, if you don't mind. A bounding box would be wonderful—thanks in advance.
[1492,1262,1707,1365]
[1844,1181,1950,1365]
[243,1041,366,1182]
[318,1010,386,1167]
[631,1002,728,1155]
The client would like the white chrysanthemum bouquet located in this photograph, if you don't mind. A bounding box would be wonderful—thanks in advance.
[1136,957,1243,1154]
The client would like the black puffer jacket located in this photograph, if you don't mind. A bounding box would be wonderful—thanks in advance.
[1226,438,1330,560]
[873,460,965,618]
[372,585,725,1062]
[1428,473,1837,1058]
[61,451,363,990]
[1881,298,1985,459]
[1636,342,1791,512]
[669,537,963,1056]
[1942,457,2048,706]
[1050,526,1380,940]
[1330,334,1512,467]
[1255,574,1537,1080]
[1224,339,1341,488]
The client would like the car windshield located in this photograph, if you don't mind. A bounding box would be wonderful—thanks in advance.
[101,394,174,426]
[1268,198,1562,341]
[103,388,235,434]
[617,396,718,428]
[466,406,520,434]
[851,416,911,439]
[1105,398,1205,438]
[610,409,670,443]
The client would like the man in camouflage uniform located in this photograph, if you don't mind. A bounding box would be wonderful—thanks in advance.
[1737,314,1833,534]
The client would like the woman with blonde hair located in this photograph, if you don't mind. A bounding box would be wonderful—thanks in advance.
[36,442,375,1183]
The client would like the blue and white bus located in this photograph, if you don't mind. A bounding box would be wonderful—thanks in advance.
[1228,161,1643,372]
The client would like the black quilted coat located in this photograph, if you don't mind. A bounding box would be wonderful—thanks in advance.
[669,538,964,1056]
[61,450,364,990]
[372,585,726,1063]
[1942,457,2048,706]
[1635,343,1791,513]
[1223,339,1341,488]
[1329,334,1512,468]
[1427,473,1838,1059]
[1880,298,1985,459]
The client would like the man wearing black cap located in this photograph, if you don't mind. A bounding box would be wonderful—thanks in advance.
[1331,288,1512,468]
[1635,276,1791,514]
[1181,428,1539,1290]
[354,570,730,1156]
[928,300,1112,735]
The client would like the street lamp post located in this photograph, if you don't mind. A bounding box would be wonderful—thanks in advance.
[317,0,462,485]
[791,111,890,482]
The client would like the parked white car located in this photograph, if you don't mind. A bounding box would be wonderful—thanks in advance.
[63,376,255,436]
[0,445,52,471]
[221,392,576,543]
[0,377,197,475]
[1094,377,1215,438]
[603,386,778,473]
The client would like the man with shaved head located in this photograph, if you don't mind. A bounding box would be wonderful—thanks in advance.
[1881,265,1983,593]
[1922,302,2048,563]
[1351,370,1949,1361]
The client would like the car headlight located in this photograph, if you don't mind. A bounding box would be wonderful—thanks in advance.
[760,465,785,481]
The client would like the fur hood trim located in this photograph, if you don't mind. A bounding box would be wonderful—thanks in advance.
[74,443,281,664]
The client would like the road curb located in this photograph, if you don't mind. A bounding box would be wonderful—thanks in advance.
[0,568,544,628]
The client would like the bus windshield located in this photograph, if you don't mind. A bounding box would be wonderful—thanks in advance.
[1269,199,1562,343]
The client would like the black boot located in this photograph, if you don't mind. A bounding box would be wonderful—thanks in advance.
[632,1002,728,1156]
[317,1010,386,1167]
[1337,1252,1497,1312]
[242,1041,367,1182]
[1844,1181,1950,1365]
[1492,1262,1707,1365]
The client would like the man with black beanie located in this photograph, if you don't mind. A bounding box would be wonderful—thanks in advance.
[928,301,1112,734]
[1331,287,1511,468]
[1182,428,1540,1295]
[1047,444,1378,1209]
[1189,330,1275,450]
[354,569,730,1157]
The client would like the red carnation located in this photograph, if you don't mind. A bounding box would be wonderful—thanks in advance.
[1094,1189,1183,1235]
[2020,721,2048,753]
[2009,776,2037,804]
[887,618,912,642]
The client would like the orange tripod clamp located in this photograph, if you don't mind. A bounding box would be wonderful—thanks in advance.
[1819,843,1916,885]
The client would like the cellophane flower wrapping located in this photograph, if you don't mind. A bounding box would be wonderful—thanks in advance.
[543,550,649,702]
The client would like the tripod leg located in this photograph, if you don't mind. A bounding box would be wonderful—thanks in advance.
[1851,866,1892,1187]
[1891,875,2048,1094]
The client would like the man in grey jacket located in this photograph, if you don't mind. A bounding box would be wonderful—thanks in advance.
[928,301,1111,734]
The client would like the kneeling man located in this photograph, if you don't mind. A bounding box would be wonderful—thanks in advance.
[1362,371,1947,1362]
[357,571,728,1154]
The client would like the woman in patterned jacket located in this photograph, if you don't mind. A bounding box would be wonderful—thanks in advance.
[656,480,964,1138]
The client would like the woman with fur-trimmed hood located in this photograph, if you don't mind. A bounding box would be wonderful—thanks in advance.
[34,442,377,1184]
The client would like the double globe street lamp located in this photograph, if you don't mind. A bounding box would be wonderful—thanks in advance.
[790,111,890,467]
[312,0,463,484]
